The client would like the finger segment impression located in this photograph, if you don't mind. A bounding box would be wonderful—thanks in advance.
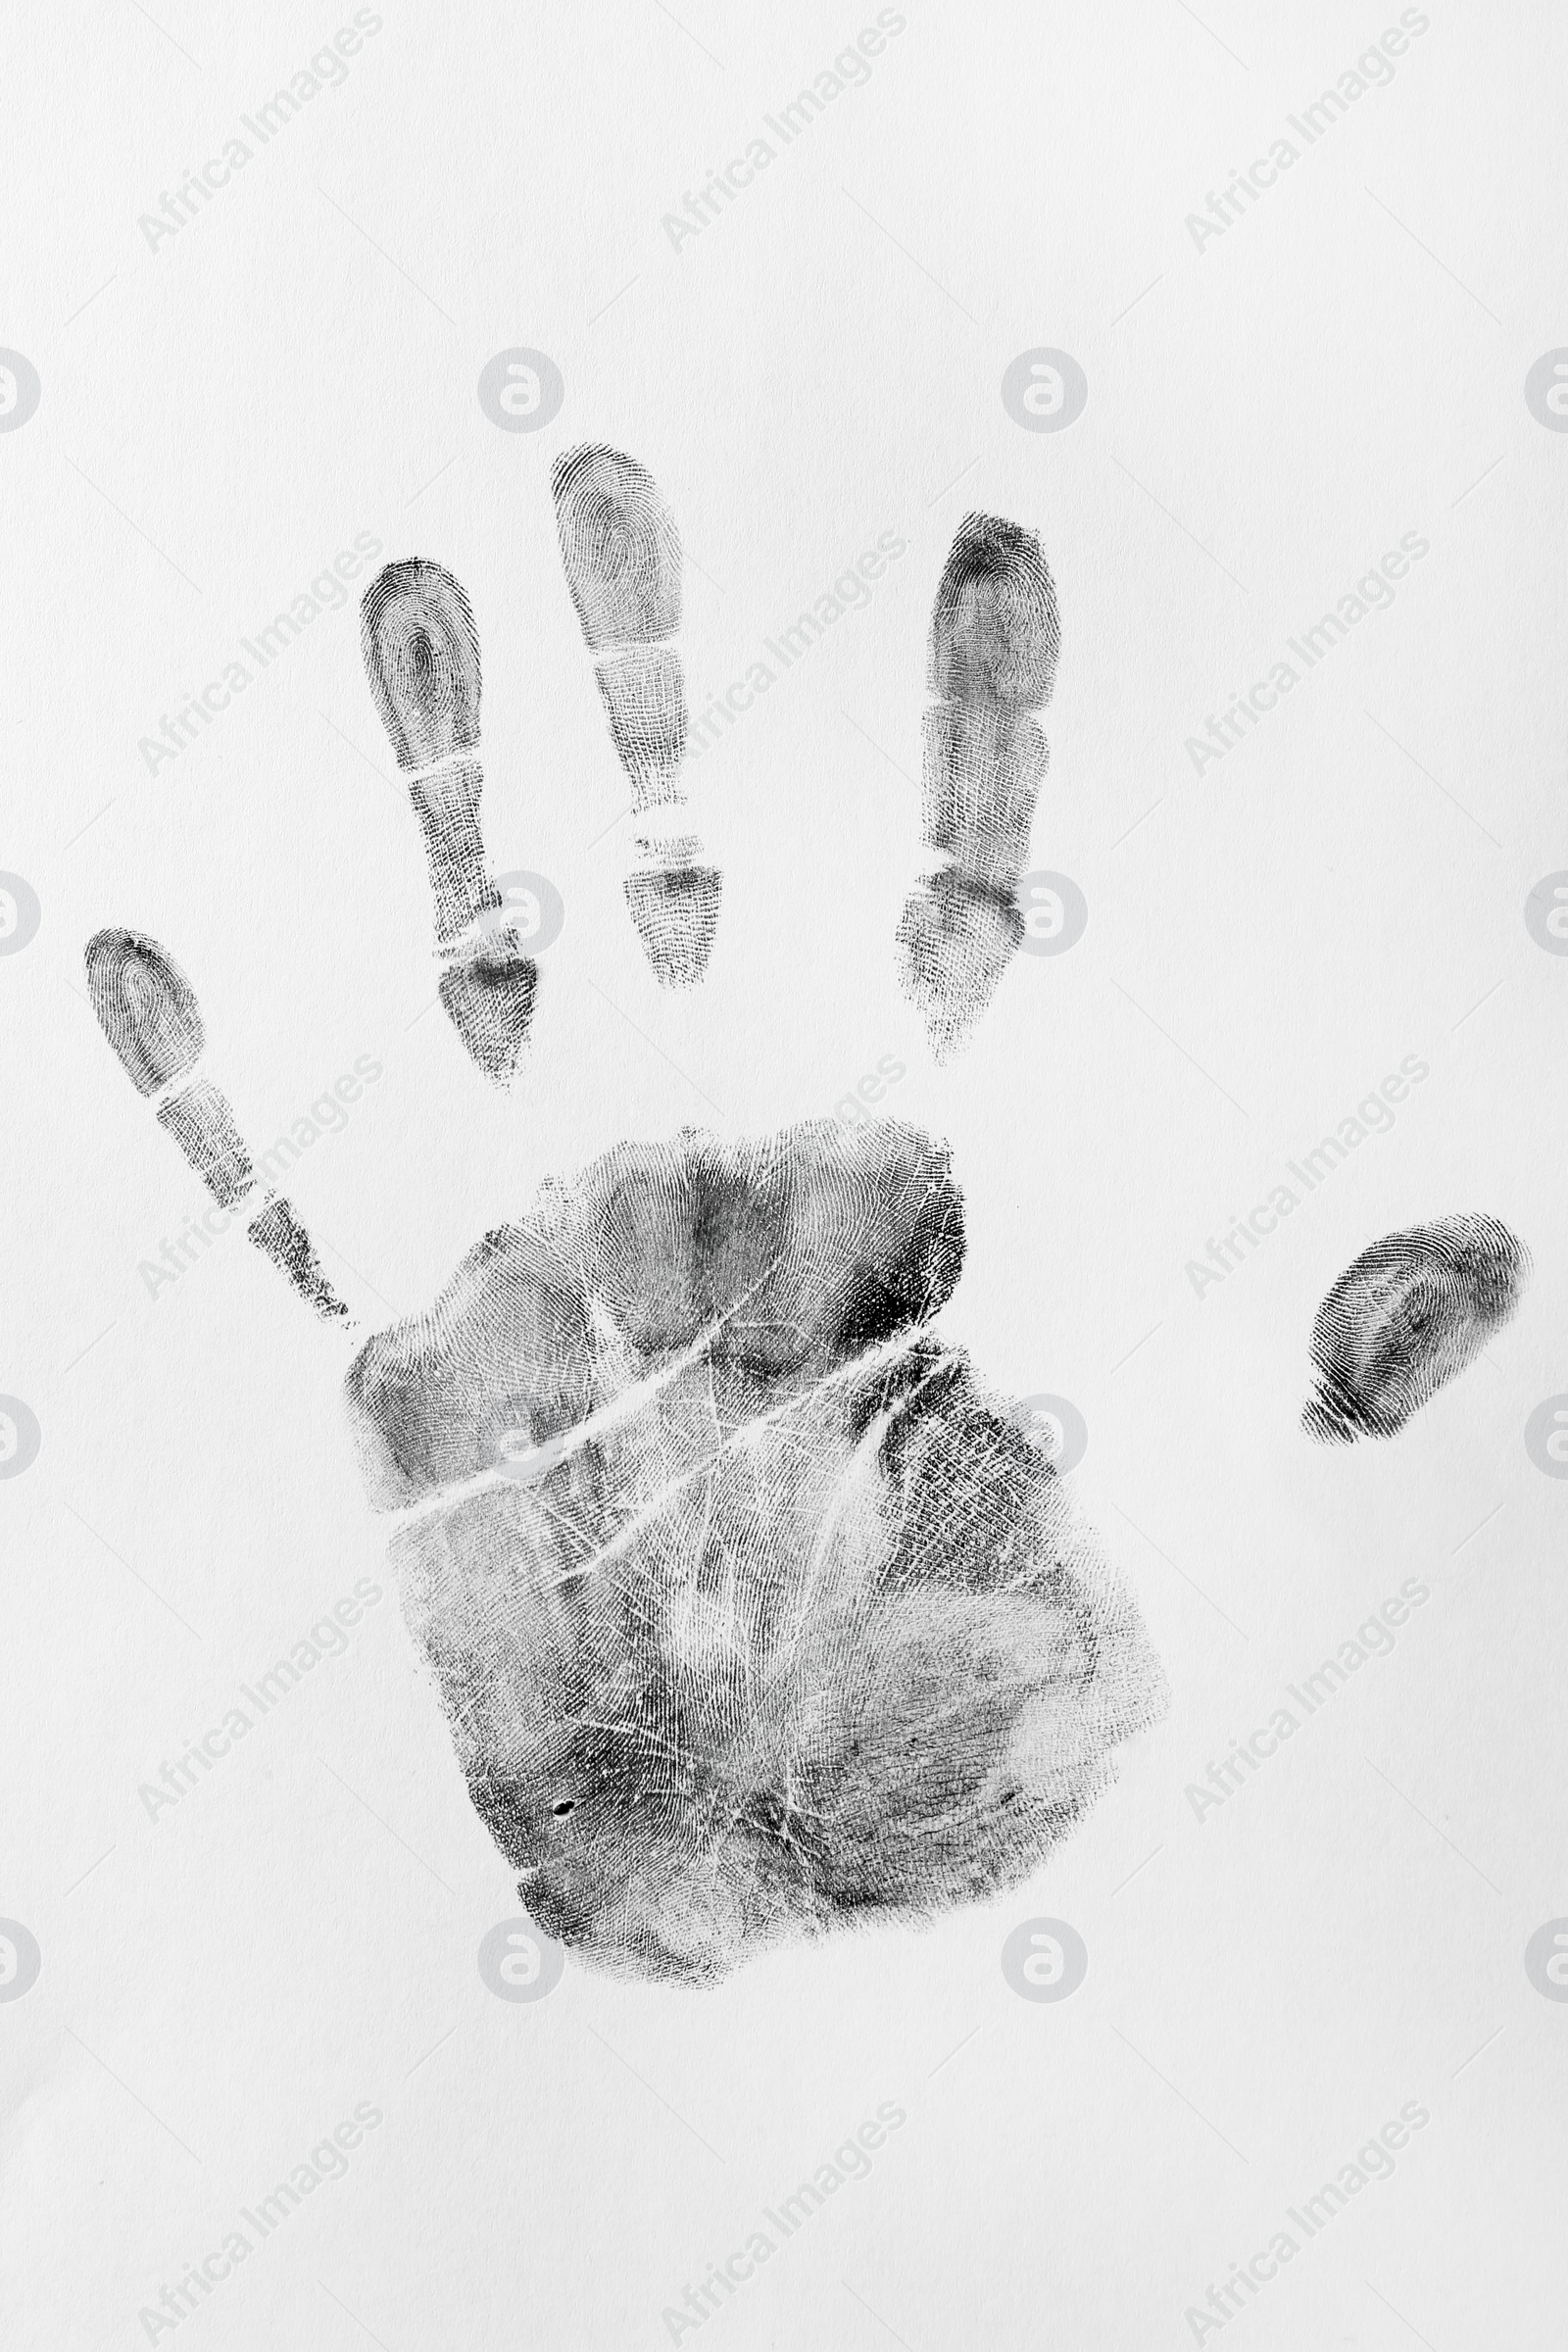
[361,560,536,1082]
[85,928,353,1324]
[553,445,720,988]
[896,514,1060,1061]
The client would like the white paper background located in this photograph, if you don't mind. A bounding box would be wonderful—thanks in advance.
[4,1,1566,2344]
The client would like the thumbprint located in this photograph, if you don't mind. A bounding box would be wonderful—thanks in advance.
[897,514,1060,1062]
[346,1117,1166,1984]
[1303,1215,1530,1444]
[552,444,721,987]
[361,560,537,1084]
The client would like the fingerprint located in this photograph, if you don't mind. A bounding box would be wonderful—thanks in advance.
[1303,1214,1530,1443]
[552,444,721,987]
[361,560,536,1083]
[551,443,682,652]
[896,513,1060,1061]
[84,929,205,1096]
[84,927,351,1324]
[153,1078,254,1207]
[360,557,481,770]
[346,1116,1166,1984]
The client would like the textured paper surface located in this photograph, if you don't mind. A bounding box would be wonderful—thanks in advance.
[3,2,1566,2344]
